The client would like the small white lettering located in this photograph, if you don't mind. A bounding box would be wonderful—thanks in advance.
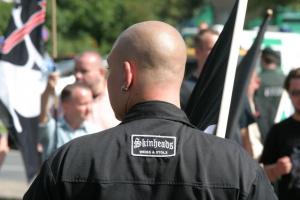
[156,150,167,155]
[131,135,176,157]
[133,138,141,148]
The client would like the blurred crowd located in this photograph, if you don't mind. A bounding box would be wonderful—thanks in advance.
[0,23,300,199]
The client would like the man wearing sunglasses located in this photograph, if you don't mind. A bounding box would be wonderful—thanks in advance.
[261,67,300,200]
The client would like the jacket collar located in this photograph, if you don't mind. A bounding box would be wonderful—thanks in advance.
[122,101,196,128]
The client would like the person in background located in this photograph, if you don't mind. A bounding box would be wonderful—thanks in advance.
[74,51,119,130]
[24,20,277,200]
[38,76,98,160]
[260,67,300,200]
[255,47,285,139]
[180,28,219,110]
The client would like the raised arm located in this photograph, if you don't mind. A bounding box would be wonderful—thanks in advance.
[40,72,60,124]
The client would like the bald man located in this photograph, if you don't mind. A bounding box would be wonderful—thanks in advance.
[24,21,277,200]
[42,52,118,132]
[74,51,119,130]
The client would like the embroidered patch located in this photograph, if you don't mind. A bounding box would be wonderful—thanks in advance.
[131,135,176,157]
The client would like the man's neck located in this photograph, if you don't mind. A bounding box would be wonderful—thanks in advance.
[129,91,180,111]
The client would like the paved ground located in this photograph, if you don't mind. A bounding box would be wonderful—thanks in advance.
[0,150,29,200]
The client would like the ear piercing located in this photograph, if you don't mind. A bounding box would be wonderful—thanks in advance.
[121,85,128,92]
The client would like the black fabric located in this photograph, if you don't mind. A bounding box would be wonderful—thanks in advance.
[0,0,44,64]
[229,99,256,145]
[185,0,237,130]
[180,74,197,111]
[226,10,272,138]
[239,99,255,129]
[254,95,276,143]
[261,117,300,200]
[185,0,270,139]
[24,101,277,200]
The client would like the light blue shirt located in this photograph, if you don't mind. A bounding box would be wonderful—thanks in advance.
[38,117,98,160]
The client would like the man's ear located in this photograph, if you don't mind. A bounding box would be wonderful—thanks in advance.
[123,61,133,90]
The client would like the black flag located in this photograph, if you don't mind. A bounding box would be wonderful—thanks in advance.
[0,0,47,181]
[225,10,272,138]
[185,0,271,138]
[185,0,238,132]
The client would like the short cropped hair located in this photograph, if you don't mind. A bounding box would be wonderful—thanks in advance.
[284,67,300,90]
[60,83,90,102]
[261,47,281,66]
[194,28,219,49]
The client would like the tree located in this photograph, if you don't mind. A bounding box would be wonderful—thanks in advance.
[46,0,204,56]
[1,0,300,57]
[0,2,13,35]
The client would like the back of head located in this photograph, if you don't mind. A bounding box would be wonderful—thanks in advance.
[261,47,281,68]
[107,21,187,120]
[112,21,187,83]
[194,28,219,50]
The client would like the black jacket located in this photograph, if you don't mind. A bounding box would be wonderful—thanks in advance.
[24,101,277,200]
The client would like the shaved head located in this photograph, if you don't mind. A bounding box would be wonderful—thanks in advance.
[74,51,107,97]
[107,21,187,120]
[112,21,187,82]
[75,51,104,70]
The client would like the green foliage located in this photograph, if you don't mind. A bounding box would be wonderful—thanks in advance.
[248,0,298,10]
[48,0,141,55]
[46,0,204,56]
[48,0,206,54]
[2,0,300,57]
[0,0,204,56]
[0,2,13,35]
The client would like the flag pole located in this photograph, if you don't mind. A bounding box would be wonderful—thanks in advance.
[51,0,57,59]
[215,0,248,138]
[51,0,59,147]
[225,8,273,138]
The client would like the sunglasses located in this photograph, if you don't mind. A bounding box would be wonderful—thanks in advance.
[290,90,300,97]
